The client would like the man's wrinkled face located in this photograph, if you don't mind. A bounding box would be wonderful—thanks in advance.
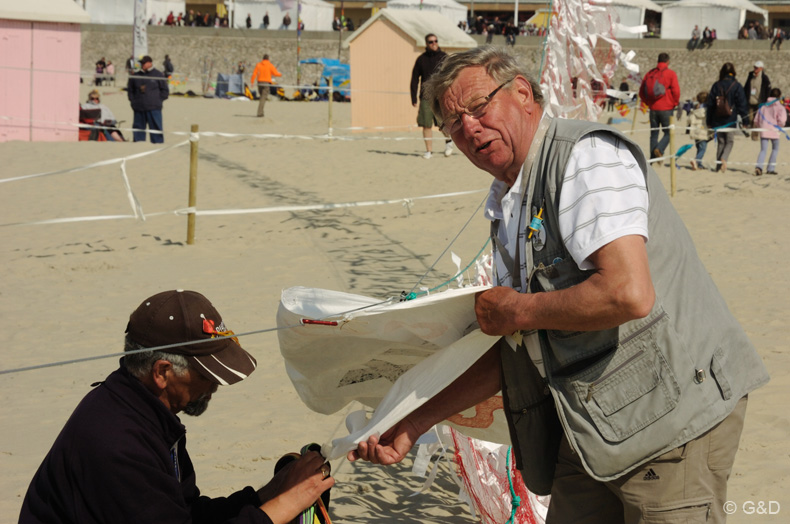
[166,366,218,416]
[439,67,540,186]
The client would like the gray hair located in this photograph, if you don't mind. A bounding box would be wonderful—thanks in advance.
[123,335,190,379]
[424,46,545,118]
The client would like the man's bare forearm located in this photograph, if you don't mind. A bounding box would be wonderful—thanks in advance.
[409,343,502,433]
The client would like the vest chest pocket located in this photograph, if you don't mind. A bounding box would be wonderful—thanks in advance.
[558,313,681,443]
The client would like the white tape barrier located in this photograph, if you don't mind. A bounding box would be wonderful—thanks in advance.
[1,115,441,142]
[0,140,190,184]
[4,189,487,228]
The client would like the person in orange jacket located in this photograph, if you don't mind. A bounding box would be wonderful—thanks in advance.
[250,54,282,117]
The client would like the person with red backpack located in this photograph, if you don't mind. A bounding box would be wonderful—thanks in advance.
[639,53,680,165]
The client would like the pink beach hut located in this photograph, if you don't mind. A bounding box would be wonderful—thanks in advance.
[0,0,90,142]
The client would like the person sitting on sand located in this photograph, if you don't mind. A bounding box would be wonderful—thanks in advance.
[20,290,333,524]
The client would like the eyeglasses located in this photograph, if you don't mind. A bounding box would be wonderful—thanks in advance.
[427,39,438,44]
[438,77,515,136]
[90,97,99,101]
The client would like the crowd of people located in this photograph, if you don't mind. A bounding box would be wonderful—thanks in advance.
[688,25,718,50]
[93,57,115,86]
[638,54,789,176]
[738,21,788,50]
[153,10,230,28]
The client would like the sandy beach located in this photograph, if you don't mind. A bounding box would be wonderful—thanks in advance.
[1,82,788,523]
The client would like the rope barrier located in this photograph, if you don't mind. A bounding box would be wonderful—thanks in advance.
[0,115,443,142]
[1,189,488,228]
[6,113,788,143]
[0,140,190,184]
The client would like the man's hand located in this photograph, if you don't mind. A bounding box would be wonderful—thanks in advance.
[347,417,422,465]
[474,287,525,336]
[413,102,418,108]
[259,451,333,524]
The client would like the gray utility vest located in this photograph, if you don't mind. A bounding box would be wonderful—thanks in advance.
[497,118,769,493]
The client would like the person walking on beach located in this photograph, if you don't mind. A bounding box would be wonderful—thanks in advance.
[705,62,748,173]
[19,290,334,524]
[687,91,710,170]
[744,61,771,126]
[753,87,786,176]
[250,54,282,118]
[639,53,680,165]
[410,33,452,159]
[350,46,768,524]
[127,55,169,143]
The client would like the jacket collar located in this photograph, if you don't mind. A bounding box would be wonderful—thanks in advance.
[102,359,186,444]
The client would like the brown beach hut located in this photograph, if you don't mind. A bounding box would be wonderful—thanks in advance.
[344,9,476,131]
[0,0,90,142]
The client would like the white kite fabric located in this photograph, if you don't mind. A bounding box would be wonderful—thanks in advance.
[276,285,518,460]
[541,0,642,121]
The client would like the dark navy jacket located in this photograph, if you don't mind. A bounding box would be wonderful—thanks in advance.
[410,48,447,105]
[19,361,271,524]
[706,75,749,128]
[127,68,169,112]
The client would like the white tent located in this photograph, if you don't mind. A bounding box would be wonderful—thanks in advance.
[606,0,662,39]
[660,0,767,40]
[232,0,334,30]
[386,0,468,26]
[81,0,185,25]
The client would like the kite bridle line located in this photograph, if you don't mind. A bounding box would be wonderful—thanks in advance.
[2,193,492,376]
[404,192,489,299]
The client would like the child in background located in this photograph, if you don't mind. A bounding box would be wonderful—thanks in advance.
[753,87,787,176]
[687,91,710,170]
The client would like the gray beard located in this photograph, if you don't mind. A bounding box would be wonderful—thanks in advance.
[183,394,211,416]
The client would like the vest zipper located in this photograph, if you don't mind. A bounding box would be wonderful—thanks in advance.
[585,311,666,402]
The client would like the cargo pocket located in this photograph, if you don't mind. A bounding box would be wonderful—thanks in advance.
[709,346,733,401]
[563,311,681,443]
[643,497,712,524]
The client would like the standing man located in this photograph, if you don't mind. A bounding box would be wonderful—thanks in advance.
[639,52,680,164]
[127,55,169,143]
[350,47,768,524]
[744,60,771,125]
[263,11,270,29]
[246,13,252,29]
[410,33,452,159]
[20,290,334,524]
[250,54,282,118]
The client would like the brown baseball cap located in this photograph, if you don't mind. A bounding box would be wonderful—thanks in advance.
[126,290,257,385]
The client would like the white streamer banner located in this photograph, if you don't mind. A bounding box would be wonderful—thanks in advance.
[541,0,642,121]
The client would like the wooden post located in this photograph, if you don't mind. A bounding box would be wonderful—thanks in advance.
[328,75,333,138]
[187,124,199,245]
[669,115,676,197]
